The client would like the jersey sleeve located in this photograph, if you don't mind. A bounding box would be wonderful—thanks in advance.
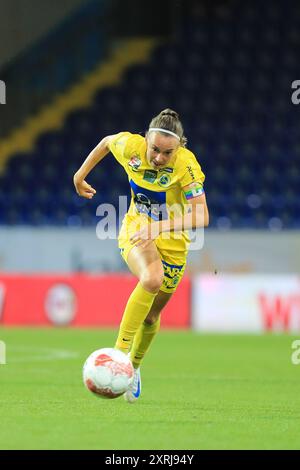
[107,132,133,167]
[179,153,206,188]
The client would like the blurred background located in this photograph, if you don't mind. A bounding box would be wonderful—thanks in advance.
[0,0,299,331]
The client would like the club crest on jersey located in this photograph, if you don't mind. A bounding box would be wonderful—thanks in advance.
[158,173,171,187]
[128,155,141,172]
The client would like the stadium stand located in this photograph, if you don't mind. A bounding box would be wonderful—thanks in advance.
[0,0,299,229]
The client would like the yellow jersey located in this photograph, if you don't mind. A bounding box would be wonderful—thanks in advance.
[108,132,205,253]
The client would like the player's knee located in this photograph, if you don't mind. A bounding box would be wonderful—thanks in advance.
[140,271,164,293]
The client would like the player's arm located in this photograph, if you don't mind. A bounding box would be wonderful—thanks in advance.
[73,134,117,199]
[183,181,209,228]
[160,182,209,232]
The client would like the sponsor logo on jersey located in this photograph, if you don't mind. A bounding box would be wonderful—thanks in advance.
[159,167,173,173]
[128,155,142,171]
[130,180,168,221]
[143,169,157,183]
[187,165,195,181]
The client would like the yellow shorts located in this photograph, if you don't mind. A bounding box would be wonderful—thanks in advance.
[118,214,187,294]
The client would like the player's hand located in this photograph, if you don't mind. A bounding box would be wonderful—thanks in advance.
[73,175,96,199]
[130,222,160,248]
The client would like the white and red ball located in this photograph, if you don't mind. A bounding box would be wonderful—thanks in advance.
[83,348,134,399]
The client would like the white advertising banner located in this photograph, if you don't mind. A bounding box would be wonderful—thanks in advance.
[192,275,300,333]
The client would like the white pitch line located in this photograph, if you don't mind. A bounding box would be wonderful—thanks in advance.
[7,346,79,363]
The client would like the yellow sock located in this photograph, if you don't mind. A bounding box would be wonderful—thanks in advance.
[115,282,157,354]
[130,317,161,369]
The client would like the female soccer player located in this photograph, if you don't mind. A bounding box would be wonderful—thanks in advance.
[74,109,209,403]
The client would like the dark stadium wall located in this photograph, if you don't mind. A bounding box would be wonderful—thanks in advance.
[0,0,86,68]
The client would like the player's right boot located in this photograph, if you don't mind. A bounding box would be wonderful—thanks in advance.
[124,367,141,403]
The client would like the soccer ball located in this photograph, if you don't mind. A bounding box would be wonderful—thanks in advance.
[83,348,134,399]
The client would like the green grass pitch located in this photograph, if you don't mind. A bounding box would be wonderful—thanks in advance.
[0,328,299,450]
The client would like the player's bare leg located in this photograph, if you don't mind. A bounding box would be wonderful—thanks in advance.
[126,242,164,293]
[145,290,173,324]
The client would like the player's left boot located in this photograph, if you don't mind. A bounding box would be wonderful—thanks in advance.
[124,367,141,403]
